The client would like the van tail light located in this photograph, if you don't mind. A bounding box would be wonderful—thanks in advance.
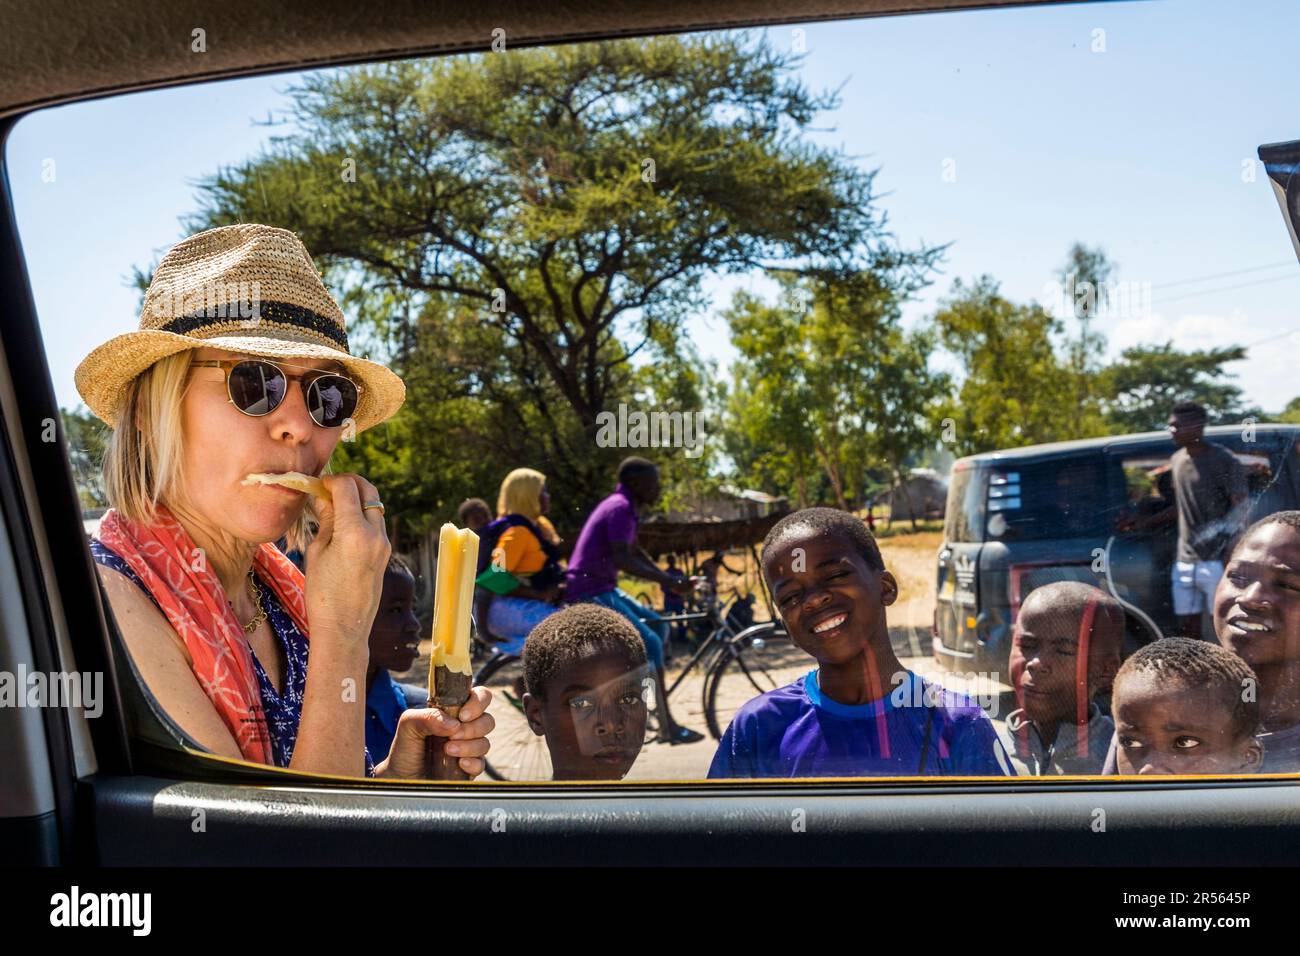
[1009,565,1028,623]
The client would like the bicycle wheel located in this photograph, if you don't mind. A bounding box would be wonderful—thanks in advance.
[703,624,802,739]
[474,651,553,781]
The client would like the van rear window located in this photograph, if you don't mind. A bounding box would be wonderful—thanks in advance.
[984,458,1113,541]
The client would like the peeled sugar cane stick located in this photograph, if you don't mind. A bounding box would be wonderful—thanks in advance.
[426,523,479,780]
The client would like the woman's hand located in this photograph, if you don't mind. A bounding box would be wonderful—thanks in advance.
[304,473,391,647]
[374,686,495,779]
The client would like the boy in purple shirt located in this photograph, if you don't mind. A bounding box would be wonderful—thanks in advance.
[566,457,701,743]
[709,508,1014,778]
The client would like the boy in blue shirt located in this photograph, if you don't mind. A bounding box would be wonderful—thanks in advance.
[364,555,426,761]
[709,508,1013,778]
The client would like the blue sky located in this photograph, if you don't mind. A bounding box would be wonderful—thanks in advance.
[7,0,1300,415]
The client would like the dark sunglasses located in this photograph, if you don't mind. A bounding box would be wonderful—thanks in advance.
[190,359,361,429]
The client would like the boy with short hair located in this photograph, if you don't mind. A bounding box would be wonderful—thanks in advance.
[457,497,493,533]
[998,581,1123,775]
[364,554,426,762]
[522,603,650,781]
[1108,636,1263,774]
[708,508,1013,778]
[565,456,701,744]
[1213,510,1300,771]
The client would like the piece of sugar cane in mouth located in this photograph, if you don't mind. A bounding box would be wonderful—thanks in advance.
[241,471,331,501]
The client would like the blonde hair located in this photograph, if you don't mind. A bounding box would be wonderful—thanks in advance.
[497,467,546,521]
[102,350,314,553]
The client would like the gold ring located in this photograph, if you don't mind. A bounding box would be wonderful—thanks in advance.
[362,500,385,513]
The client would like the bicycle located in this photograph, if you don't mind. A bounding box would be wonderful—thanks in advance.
[473,583,800,781]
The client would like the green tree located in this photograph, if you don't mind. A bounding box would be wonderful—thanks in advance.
[1276,395,1300,424]
[59,405,109,509]
[180,34,937,521]
[1099,342,1258,432]
[932,276,1104,455]
[724,271,945,513]
[1057,242,1115,323]
[1056,242,1113,411]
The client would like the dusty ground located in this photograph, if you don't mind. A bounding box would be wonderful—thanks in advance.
[395,529,973,781]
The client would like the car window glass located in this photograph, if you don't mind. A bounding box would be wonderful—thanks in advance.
[9,0,1300,784]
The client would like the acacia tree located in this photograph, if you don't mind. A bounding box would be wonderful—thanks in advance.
[1100,342,1258,431]
[184,34,938,518]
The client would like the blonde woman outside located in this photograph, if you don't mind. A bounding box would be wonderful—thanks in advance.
[79,224,494,778]
[474,467,565,656]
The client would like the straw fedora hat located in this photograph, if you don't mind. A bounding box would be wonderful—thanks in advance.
[75,223,405,433]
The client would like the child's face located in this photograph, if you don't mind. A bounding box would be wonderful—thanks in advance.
[1214,523,1300,674]
[1009,596,1122,725]
[764,530,897,668]
[463,505,491,532]
[1112,672,1262,774]
[368,572,421,673]
[523,650,649,781]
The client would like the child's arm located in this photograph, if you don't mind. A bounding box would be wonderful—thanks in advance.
[950,710,1017,777]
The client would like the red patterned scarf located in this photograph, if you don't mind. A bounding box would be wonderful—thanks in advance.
[96,504,310,764]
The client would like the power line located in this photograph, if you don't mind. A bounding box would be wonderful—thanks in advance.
[1243,321,1300,350]
[1149,259,1297,291]
[1151,271,1300,306]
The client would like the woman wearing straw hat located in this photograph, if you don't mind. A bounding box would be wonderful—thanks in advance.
[77,223,494,777]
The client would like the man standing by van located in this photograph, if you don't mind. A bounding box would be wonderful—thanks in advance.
[1167,401,1248,639]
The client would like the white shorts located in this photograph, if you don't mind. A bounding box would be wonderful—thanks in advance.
[1171,560,1224,616]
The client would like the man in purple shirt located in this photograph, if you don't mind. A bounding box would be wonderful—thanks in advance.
[566,457,702,744]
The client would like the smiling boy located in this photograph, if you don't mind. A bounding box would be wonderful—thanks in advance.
[1212,510,1300,771]
[708,508,1013,778]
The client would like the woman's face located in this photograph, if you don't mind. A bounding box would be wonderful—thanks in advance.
[539,484,550,514]
[178,347,345,543]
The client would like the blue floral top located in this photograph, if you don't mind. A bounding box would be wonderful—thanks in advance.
[90,538,375,775]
